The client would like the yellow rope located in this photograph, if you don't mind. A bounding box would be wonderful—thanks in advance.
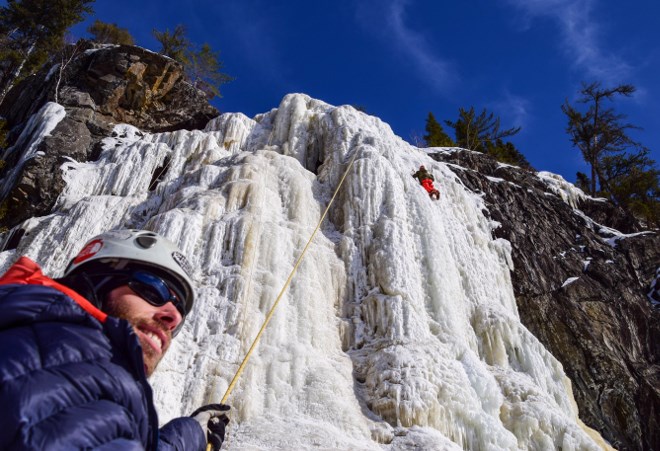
[222,149,359,403]
[208,149,360,450]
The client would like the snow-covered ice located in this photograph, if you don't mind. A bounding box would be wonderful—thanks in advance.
[0,94,609,450]
[572,209,653,249]
[561,277,580,288]
[649,268,660,308]
[0,102,65,200]
[537,171,592,209]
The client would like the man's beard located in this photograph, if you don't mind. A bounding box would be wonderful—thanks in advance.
[104,302,171,377]
[133,317,170,377]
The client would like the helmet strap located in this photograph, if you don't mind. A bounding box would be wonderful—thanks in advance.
[56,270,129,310]
[55,272,103,308]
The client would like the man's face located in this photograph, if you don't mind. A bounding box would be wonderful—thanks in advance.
[105,286,183,377]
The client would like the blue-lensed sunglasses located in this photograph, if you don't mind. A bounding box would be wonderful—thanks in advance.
[127,271,187,320]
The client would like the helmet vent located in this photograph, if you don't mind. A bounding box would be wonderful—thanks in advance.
[136,235,158,249]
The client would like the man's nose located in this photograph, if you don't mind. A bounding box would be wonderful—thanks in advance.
[154,302,182,331]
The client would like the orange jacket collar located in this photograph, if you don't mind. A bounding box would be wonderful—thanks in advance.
[0,256,107,323]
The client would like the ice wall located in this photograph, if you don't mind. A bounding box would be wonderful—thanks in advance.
[0,94,607,450]
[0,102,65,200]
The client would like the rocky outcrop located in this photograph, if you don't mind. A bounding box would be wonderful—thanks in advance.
[434,149,659,450]
[0,41,218,230]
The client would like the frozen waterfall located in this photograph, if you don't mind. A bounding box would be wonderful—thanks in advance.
[0,94,609,450]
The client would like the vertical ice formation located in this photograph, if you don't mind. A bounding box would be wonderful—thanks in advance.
[0,102,65,199]
[537,171,594,209]
[1,94,606,450]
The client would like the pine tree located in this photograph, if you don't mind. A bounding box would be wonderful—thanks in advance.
[152,25,231,99]
[152,25,188,64]
[442,107,531,168]
[187,42,232,99]
[87,19,134,45]
[562,82,639,195]
[484,139,532,169]
[423,112,454,147]
[576,172,591,193]
[602,149,660,225]
[0,0,94,103]
[445,107,520,153]
[563,81,659,224]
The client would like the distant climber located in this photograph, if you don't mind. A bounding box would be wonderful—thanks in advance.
[413,165,440,200]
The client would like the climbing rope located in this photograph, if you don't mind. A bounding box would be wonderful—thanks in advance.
[208,148,360,450]
[220,158,267,451]
[222,148,359,403]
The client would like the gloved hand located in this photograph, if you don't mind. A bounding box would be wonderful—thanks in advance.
[191,403,231,450]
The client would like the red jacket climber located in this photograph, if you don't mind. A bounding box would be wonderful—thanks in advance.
[412,165,440,200]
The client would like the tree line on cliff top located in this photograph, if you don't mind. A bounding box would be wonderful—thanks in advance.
[0,0,230,103]
[422,84,659,226]
[0,0,658,226]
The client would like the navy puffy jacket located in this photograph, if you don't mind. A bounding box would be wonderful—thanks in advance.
[0,257,205,450]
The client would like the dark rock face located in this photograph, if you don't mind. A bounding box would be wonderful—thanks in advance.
[0,41,218,230]
[434,149,659,451]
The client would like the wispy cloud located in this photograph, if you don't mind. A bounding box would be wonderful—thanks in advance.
[503,0,632,83]
[356,0,457,95]
[490,92,532,130]
[215,1,292,86]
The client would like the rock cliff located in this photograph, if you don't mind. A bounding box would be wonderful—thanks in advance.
[434,149,659,450]
[0,43,658,450]
[0,41,218,229]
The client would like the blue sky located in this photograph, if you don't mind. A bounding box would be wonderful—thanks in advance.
[65,0,659,182]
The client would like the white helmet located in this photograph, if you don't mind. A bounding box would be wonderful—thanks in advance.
[64,229,195,315]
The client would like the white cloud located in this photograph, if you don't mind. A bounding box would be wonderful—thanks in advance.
[356,0,457,94]
[503,0,632,82]
[490,92,532,130]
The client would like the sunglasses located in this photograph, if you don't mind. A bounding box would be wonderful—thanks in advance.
[127,271,187,321]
